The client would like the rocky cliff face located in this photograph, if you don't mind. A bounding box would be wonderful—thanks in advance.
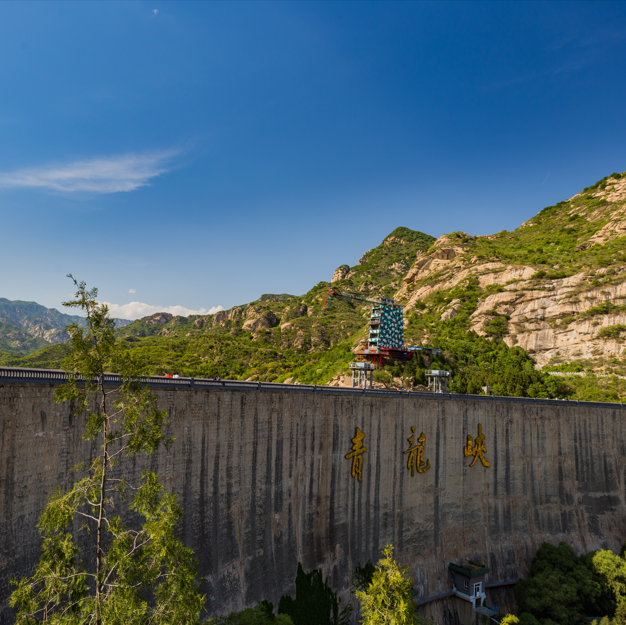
[394,172,626,370]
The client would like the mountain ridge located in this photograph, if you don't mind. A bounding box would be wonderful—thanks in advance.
[0,298,131,355]
[3,171,626,402]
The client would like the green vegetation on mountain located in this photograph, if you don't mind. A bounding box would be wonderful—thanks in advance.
[0,228,435,382]
[0,322,49,355]
[0,343,70,369]
[5,172,626,403]
[0,298,82,328]
[394,278,564,397]
[0,297,131,356]
[338,227,436,299]
[459,173,625,272]
[257,294,297,303]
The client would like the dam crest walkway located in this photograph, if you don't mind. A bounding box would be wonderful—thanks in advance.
[0,366,623,409]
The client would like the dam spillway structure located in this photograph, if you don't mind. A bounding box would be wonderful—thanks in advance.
[3,367,626,624]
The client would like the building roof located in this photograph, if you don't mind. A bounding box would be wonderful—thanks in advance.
[448,562,490,578]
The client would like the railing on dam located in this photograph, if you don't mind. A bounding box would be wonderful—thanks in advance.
[1,366,626,408]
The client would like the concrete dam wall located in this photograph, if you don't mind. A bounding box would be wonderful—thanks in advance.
[2,378,626,623]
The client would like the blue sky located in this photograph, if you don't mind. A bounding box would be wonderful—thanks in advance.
[1,1,625,319]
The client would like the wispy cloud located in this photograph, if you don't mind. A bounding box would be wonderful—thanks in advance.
[103,301,224,321]
[128,289,136,294]
[0,150,178,194]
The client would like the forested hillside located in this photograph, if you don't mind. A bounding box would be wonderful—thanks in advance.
[3,172,626,402]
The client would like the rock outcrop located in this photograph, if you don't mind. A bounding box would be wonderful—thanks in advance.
[242,309,279,332]
[212,307,244,328]
[399,257,626,367]
[332,265,350,282]
[145,312,173,325]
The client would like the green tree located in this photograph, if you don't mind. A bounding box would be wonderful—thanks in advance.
[593,548,626,623]
[355,545,429,625]
[515,542,608,625]
[9,277,204,624]
[278,563,349,625]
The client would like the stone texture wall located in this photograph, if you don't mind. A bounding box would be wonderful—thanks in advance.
[2,383,626,623]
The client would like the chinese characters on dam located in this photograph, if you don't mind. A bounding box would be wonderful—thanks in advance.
[464,423,491,467]
[345,427,367,481]
[345,423,490,479]
[404,426,430,475]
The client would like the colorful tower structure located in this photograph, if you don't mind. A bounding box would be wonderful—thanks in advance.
[323,286,442,367]
[367,300,404,350]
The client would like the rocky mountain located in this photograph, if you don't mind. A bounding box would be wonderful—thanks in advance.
[393,172,626,372]
[0,298,131,355]
[4,171,626,401]
[0,227,435,381]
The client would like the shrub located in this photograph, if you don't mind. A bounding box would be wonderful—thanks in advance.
[483,315,509,340]
[597,325,626,340]
[278,564,345,625]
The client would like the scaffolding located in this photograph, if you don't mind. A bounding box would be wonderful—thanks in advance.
[349,361,376,389]
[426,369,451,393]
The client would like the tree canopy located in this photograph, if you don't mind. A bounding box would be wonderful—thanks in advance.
[515,542,615,625]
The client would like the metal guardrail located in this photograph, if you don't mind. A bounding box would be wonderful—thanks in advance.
[1,367,626,408]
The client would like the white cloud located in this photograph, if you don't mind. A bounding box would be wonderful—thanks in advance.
[0,149,178,194]
[102,301,224,321]
[128,289,136,294]
[153,9,158,15]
